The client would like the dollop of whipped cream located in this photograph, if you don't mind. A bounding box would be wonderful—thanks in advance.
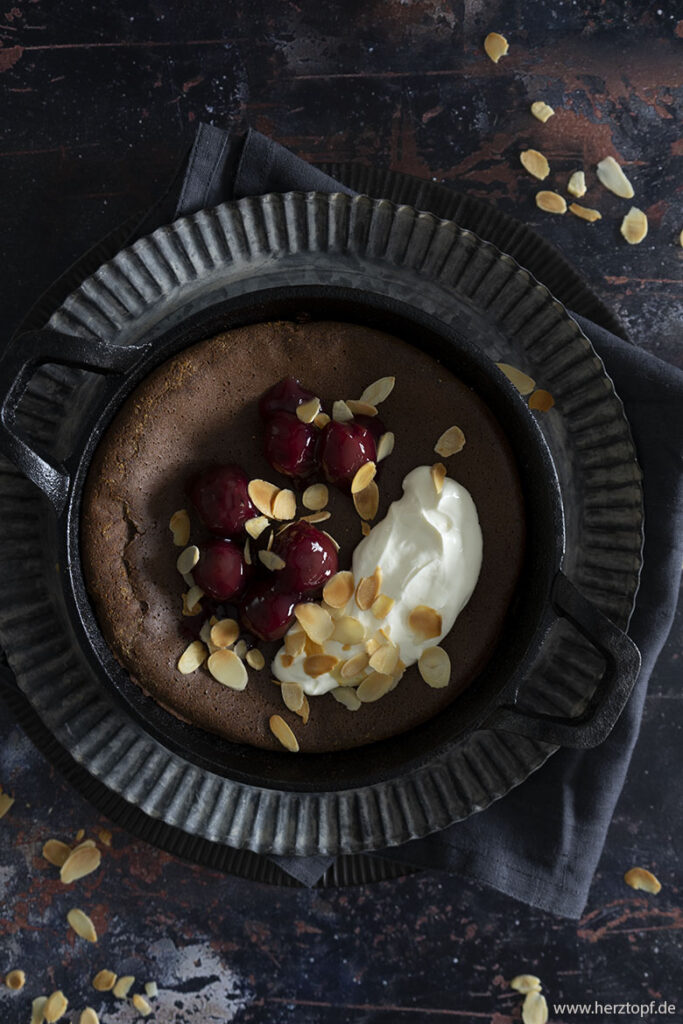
[272,465,483,696]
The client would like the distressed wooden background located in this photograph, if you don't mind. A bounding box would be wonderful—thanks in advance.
[1,1,681,1021]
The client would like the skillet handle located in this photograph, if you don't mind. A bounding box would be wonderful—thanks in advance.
[486,572,641,748]
[0,329,145,514]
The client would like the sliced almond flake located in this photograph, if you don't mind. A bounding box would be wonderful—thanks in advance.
[314,411,331,428]
[200,619,219,654]
[207,649,248,690]
[281,681,305,713]
[42,839,71,867]
[145,981,158,998]
[44,991,69,1023]
[568,202,601,223]
[72,839,96,852]
[597,155,634,198]
[284,630,306,657]
[361,521,371,537]
[305,636,325,658]
[353,480,379,521]
[620,206,648,245]
[409,605,442,640]
[510,975,542,994]
[176,544,200,575]
[5,969,25,990]
[351,461,377,494]
[97,828,112,847]
[434,425,466,457]
[359,376,395,406]
[233,639,248,660]
[679,229,683,247]
[624,867,662,893]
[302,510,331,524]
[371,594,394,619]
[259,549,286,571]
[495,362,536,395]
[272,489,296,521]
[182,591,202,616]
[483,31,508,63]
[246,648,265,670]
[522,991,549,1024]
[80,1008,100,1024]
[169,509,191,547]
[31,997,48,1024]
[536,190,567,214]
[520,149,550,181]
[298,693,310,725]
[530,100,554,122]
[113,976,135,999]
[294,603,334,644]
[245,515,269,539]
[269,714,299,752]
[376,432,395,462]
[280,654,294,669]
[304,654,339,678]
[266,529,274,550]
[340,651,370,679]
[182,571,195,588]
[322,530,339,551]
[346,399,378,417]
[418,646,451,688]
[332,687,362,710]
[369,643,399,676]
[302,483,329,511]
[430,462,447,494]
[74,829,85,843]
[248,479,280,516]
[67,907,98,943]
[133,995,153,1017]
[365,637,380,656]
[355,567,382,611]
[332,399,353,422]
[528,389,555,412]
[567,170,587,197]
[60,845,102,884]
[185,584,204,609]
[357,672,394,703]
[93,969,117,992]
[322,571,354,608]
[244,539,252,566]
[332,616,365,645]
[210,618,239,648]
[177,640,207,675]
[296,396,321,423]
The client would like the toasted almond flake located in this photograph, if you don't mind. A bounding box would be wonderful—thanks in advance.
[80,1009,100,1024]
[298,693,310,724]
[5,969,25,990]
[97,828,112,847]
[284,630,306,657]
[305,635,325,656]
[568,202,602,223]
[60,845,101,884]
[72,839,96,852]
[434,425,466,457]
[177,639,207,675]
[31,996,48,1024]
[93,969,117,992]
[430,462,447,494]
[340,651,370,679]
[145,981,158,998]
[295,603,334,644]
[43,839,72,867]
[281,681,305,713]
[356,567,382,611]
[332,616,366,645]
[322,571,355,608]
[346,399,378,417]
[176,544,199,575]
[269,714,299,752]
[530,100,554,123]
[495,362,536,395]
[357,672,394,702]
[376,432,395,462]
[44,991,68,1023]
[371,594,394,619]
[302,510,331,524]
[620,206,648,245]
[624,867,662,893]
[169,509,191,547]
[280,654,294,668]
[245,515,269,539]
[302,483,329,511]
[369,643,400,676]
[74,829,85,844]
[113,976,135,999]
[520,149,550,181]
[359,376,395,406]
[510,975,542,994]
[353,480,379,521]
[418,646,451,688]
[210,618,239,648]
[248,479,280,516]
[296,396,321,423]
[365,637,380,656]
[259,549,286,571]
[186,584,204,609]
[207,649,249,690]
[272,489,296,521]
[332,399,353,422]
[351,461,377,494]
[314,411,331,428]
[332,687,362,710]
[182,591,202,616]
[597,155,634,198]
[567,170,587,197]
[233,639,248,660]
[243,649,264,672]
[528,389,555,412]
[409,605,443,639]
[133,994,152,1016]
[182,571,195,588]
[304,654,339,677]
[536,190,567,214]
[361,521,371,536]
[199,619,218,654]
[522,990,548,1024]
[484,31,508,63]
[267,529,274,550]
[67,907,98,942]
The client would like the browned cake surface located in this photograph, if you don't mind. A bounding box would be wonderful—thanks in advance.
[81,321,526,752]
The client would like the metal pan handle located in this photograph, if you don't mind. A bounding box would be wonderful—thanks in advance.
[486,572,641,748]
[0,329,145,514]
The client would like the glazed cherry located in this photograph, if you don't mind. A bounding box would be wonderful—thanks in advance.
[187,464,256,536]
[273,522,338,594]
[353,413,386,444]
[264,411,319,478]
[258,376,316,419]
[193,539,250,601]
[319,419,377,488]
[240,579,301,642]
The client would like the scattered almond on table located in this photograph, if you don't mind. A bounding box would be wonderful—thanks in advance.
[624,866,662,893]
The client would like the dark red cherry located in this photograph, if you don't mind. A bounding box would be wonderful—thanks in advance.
[273,522,338,594]
[264,411,319,478]
[240,579,301,642]
[187,464,256,536]
[258,377,316,419]
[193,539,250,601]
[353,413,386,444]
[319,419,377,488]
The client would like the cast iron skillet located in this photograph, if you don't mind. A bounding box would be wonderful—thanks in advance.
[0,287,640,790]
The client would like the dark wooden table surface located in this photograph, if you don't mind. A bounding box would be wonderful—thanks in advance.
[1,3,681,1022]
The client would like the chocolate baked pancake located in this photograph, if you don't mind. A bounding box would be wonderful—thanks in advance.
[81,321,526,753]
